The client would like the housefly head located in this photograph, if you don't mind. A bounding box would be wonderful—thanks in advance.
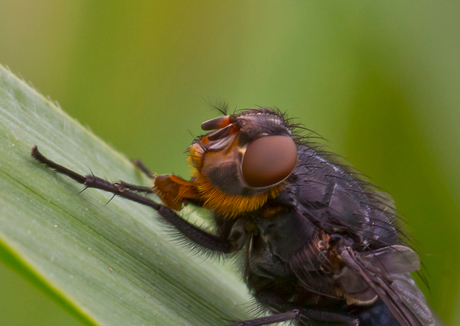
[189,109,298,196]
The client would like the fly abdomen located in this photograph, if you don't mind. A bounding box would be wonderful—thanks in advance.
[355,299,400,326]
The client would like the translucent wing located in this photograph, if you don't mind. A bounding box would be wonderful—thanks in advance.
[391,273,443,326]
[338,246,441,326]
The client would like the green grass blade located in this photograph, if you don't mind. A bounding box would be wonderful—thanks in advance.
[0,65,253,326]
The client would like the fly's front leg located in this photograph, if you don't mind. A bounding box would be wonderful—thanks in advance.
[116,181,154,194]
[117,159,156,193]
[31,146,236,253]
[131,159,157,179]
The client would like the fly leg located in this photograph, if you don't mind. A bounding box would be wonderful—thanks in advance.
[227,292,359,326]
[31,146,236,253]
[117,159,159,194]
[131,158,156,179]
[226,310,300,326]
[226,308,358,326]
[116,181,154,194]
[124,158,156,192]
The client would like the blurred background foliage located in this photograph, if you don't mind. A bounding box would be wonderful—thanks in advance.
[0,1,459,325]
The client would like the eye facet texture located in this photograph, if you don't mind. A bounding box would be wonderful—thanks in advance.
[242,135,297,188]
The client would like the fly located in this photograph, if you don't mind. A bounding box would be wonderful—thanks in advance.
[31,108,442,326]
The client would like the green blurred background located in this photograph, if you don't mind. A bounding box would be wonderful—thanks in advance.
[1,1,459,325]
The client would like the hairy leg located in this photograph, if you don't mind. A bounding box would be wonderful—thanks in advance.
[31,146,234,253]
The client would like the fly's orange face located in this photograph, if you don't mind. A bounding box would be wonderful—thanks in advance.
[154,109,298,218]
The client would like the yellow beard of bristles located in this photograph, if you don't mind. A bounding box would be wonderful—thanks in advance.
[191,168,283,218]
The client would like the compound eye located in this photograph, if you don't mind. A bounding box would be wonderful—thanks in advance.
[242,136,297,188]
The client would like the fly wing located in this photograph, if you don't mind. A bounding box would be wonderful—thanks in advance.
[391,273,443,326]
[338,246,441,326]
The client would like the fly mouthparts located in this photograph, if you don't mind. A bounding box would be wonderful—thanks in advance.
[201,115,236,130]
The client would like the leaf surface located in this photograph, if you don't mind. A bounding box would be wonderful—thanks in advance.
[0,65,252,326]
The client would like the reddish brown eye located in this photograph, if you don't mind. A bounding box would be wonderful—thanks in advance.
[242,136,297,188]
